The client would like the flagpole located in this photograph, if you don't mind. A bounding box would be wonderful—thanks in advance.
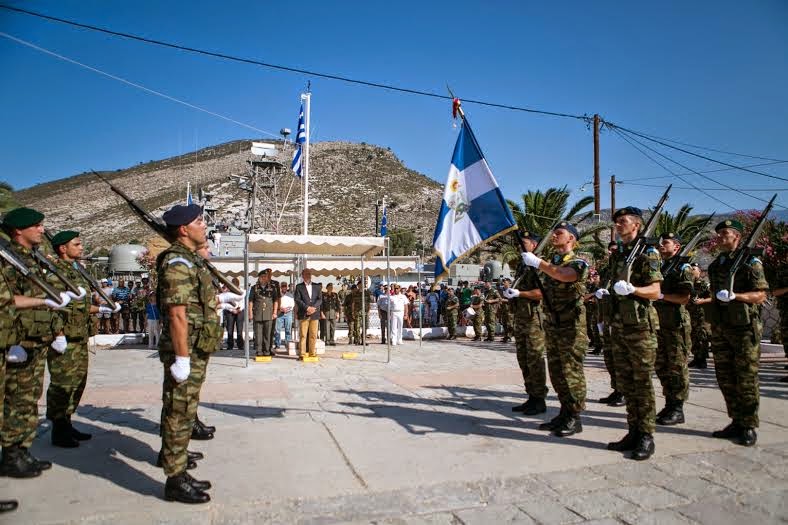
[302,92,311,236]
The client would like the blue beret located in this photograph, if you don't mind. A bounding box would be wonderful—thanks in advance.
[521,231,543,244]
[659,232,682,243]
[3,207,44,229]
[162,204,202,227]
[554,221,579,239]
[51,230,79,247]
[613,206,643,221]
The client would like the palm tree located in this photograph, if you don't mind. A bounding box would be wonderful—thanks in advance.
[0,182,18,214]
[654,204,714,245]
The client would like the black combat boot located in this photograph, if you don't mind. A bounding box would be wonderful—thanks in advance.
[156,451,197,470]
[191,421,214,441]
[187,450,204,461]
[739,428,757,447]
[607,428,640,451]
[712,421,741,439]
[657,401,685,426]
[655,401,671,420]
[164,472,211,503]
[538,408,568,431]
[631,433,655,461]
[195,417,216,434]
[599,391,624,405]
[522,397,547,416]
[688,357,707,369]
[0,446,41,478]
[502,337,511,343]
[553,414,582,437]
[472,336,481,342]
[0,500,18,513]
[23,449,51,471]
[67,417,92,441]
[51,419,80,448]
[511,401,528,413]
[183,471,212,490]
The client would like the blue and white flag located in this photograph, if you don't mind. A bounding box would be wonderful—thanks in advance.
[291,103,306,178]
[432,120,517,280]
[186,182,193,205]
[380,205,388,236]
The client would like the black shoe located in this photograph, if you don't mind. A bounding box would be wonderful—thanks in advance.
[484,337,495,342]
[472,336,481,342]
[157,451,198,470]
[51,419,80,448]
[553,415,582,437]
[712,422,741,439]
[739,428,757,447]
[539,409,567,431]
[657,402,685,426]
[511,402,528,413]
[522,397,547,416]
[0,446,41,478]
[25,450,51,471]
[0,500,18,513]
[195,417,216,434]
[191,422,214,441]
[656,404,670,420]
[69,425,92,441]
[502,337,511,343]
[164,472,211,504]
[607,429,640,451]
[184,471,212,491]
[599,391,620,404]
[688,358,707,369]
[631,433,655,461]
[607,391,625,407]
[590,348,602,355]
[187,450,204,461]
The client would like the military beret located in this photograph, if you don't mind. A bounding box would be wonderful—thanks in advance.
[554,221,580,239]
[521,231,543,244]
[659,232,682,243]
[612,206,643,221]
[51,230,79,247]
[501,277,512,283]
[715,219,744,233]
[162,204,202,227]
[689,262,700,268]
[2,207,44,229]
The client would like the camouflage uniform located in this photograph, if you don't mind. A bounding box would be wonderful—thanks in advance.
[157,241,222,477]
[512,265,548,400]
[2,242,62,449]
[654,258,693,405]
[608,243,662,435]
[46,259,95,422]
[688,277,711,360]
[445,295,460,338]
[499,289,513,341]
[250,280,279,356]
[585,282,602,352]
[345,289,362,344]
[707,251,768,429]
[131,288,147,332]
[541,252,589,416]
[0,263,18,445]
[482,286,500,340]
[597,261,618,393]
[321,291,341,344]
[470,294,485,339]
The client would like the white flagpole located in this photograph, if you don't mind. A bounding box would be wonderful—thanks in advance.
[186,181,190,204]
[302,92,311,236]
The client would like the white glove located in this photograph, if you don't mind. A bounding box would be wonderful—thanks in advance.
[716,290,736,303]
[51,335,68,353]
[596,322,605,334]
[6,345,27,363]
[66,286,87,300]
[594,288,610,300]
[218,292,245,303]
[44,292,71,309]
[170,355,191,383]
[522,252,543,268]
[503,288,519,299]
[613,280,636,296]
[98,305,114,314]
[113,302,122,313]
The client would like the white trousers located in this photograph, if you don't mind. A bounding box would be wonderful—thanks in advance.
[390,311,404,345]
[147,319,161,349]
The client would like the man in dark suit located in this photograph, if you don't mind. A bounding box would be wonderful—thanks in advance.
[294,268,322,358]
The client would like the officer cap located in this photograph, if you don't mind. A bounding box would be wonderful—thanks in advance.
[2,207,44,229]
[162,204,202,227]
[612,207,643,221]
[689,262,700,268]
[51,230,79,247]
[659,232,682,243]
[715,219,744,233]
[521,231,542,244]
[326,283,333,289]
[501,277,512,283]
[554,221,580,239]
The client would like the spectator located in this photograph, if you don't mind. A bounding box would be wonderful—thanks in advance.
[388,285,410,345]
[427,286,440,327]
[377,284,390,344]
[111,279,132,333]
[275,282,294,350]
[223,277,244,350]
[146,292,161,349]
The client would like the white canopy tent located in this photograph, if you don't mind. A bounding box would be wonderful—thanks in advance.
[210,256,419,279]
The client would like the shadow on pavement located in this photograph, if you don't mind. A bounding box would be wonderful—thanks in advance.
[201,402,285,420]
[79,405,159,436]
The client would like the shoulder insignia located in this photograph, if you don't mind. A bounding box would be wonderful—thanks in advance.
[749,256,762,265]
[167,257,193,269]
[680,263,690,271]
[572,258,588,267]
[646,247,658,254]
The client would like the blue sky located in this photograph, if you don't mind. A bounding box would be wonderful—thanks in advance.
[1,1,786,215]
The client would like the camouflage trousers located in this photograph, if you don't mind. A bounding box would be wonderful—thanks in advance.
[160,351,209,477]
[601,325,618,392]
[610,323,657,434]
[348,312,363,344]
[513,311,547,399]
[472,310,484,338]
[500,311,513,339]
[544,317,588,415]
[46,340,89,421]
[2,342,47,448]
[711,324,761,428]
[0,352,5,432]
[483,309,496,338]
[690,322,711,360]
[446,312,458,338]
[655,323,691,403]
[586,308,602,350]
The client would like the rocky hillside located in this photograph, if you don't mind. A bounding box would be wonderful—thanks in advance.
[14,140,443,250]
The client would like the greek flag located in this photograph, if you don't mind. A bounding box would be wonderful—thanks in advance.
[380,205,388,236]
[432,120,517,280]
[186,182,193,205]
[291,103,306,178]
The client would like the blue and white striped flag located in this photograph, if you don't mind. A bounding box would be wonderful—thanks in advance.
[291,103,306,178]
[380,205,388,236]
[432,120,517,280]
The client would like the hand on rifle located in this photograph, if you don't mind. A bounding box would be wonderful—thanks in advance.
[715,290,736,303]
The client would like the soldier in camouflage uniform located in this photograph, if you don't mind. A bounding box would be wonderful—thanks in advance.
[498,278,514,343]
[482,281,500,342]
[584,271,602,354]
[603,207,663,460]
[596,242,625,406]
[444,287,460,339]
[345,284,362,344]
[321,283,341,346]
[502,232,548,415]
[47,231,104,448]
[131,282,147,333]
[708,219,768,446]
[513,223,588,436]
[156,204,221,503]
[0,208,71,478]
[767,262,787,382]
[654,232,693,426]
[249,269,280,357]
[470,287,485,341]
[687,263,712,369]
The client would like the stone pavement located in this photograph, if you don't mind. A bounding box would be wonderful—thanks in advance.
[1,337,787,524]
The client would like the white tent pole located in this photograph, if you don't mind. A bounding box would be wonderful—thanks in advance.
[243,232,250,367]
[386,237,391,364]
[361,256,366,354]
[302,92,311,236]
[418,255,422,349]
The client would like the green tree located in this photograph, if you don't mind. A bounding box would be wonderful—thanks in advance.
[0,182,19,213]
[655,204,713,244]
[388,228,417,256]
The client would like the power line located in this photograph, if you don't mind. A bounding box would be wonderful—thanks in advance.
[620,181,788,191]
[0,4,587,121]
[616,160,788,182]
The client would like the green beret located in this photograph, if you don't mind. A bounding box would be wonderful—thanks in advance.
[659,232,682,243]
[715,219,743,233]
[3,207,44,229]
[51,230,79,247]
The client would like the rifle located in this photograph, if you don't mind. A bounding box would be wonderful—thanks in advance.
[725,194,777,293]
[93,171,243,296]
[30,246,83,296]
[0,236,63,302]
[662,212,716,276]
[511,221,560,322]
[623,185,672,282]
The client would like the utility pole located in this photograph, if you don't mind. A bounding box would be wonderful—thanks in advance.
[610,174,617,241]
[593,114,600,219]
